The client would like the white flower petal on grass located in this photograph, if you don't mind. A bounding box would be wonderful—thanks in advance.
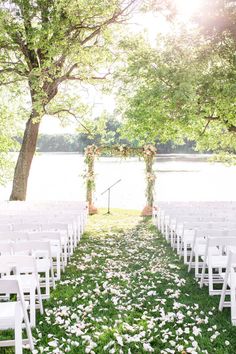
[115,334,124,346]
[48,340,58,348]
[143,343,155,352]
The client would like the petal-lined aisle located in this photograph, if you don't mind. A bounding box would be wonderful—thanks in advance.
[34,210,236,354]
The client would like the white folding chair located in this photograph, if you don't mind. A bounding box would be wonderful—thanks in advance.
[200,237,236,295]
[0,255,43,327]
[12,241,55,299]
[188,229,228,278]
[0,278,34,354]
[28,231,65,279]
[41,222,73,258]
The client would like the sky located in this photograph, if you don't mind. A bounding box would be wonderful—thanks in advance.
[39,0,202,135]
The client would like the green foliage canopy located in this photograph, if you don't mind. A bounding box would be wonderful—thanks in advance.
[116,29,236,157]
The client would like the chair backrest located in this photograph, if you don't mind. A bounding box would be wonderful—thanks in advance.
[27,231,62,244]
[0,277,23,296]
[12,241,51,258]
[184,221,236,230]
[12,223,41,232]
[0,255,38,275]
[41,223,69,232]
[227,251,236,268]
[0,224,12,232]
[0,242,13,255]
[196,229,228,238]
[0,232,28,242]
[207,236,236,248]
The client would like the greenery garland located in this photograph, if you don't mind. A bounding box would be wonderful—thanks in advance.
[84,145,100,213]
[84,144,156,214]
[142,145,157,209]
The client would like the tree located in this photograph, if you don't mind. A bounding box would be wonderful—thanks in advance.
[115,29,236,157]
[0,0,139,200]
[0,87,24,185]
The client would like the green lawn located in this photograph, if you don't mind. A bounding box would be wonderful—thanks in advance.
[2,209,236,353]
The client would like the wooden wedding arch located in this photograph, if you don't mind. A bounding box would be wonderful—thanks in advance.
[84,144,157,215]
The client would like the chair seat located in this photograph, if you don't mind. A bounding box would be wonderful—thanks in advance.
[0,301,29,329]
[195,244,219,256]
[194,244,206,255]
[183,234,194,244]
[3,275,37,291]
[36,259,50,271]
[207,255,228,268]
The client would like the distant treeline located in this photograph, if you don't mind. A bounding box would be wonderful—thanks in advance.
[34,134,196,154]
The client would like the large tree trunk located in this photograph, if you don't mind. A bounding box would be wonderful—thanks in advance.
[10,109,40,201]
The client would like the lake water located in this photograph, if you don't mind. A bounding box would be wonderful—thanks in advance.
[1,153,236,209]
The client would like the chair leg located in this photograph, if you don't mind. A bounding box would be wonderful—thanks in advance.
[45,269,50,298]
[30,289,36,327]
[231,274,236,325]
[219,272,228,311]
[56,253,61,280]
[195,252,199,278]
[15,311,23,354]
[36,282,44,315]
[200,260,207,288]
[208,266,214,295]
[184,243,188,264]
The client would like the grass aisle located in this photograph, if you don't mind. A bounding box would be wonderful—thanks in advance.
[32,210,236,354]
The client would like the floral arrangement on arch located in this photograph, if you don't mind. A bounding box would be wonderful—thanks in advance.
[143,144,157,208]
[143,144,157,159]
[117,144,130,157]
[84,145,100,212]
[85,144,100,161]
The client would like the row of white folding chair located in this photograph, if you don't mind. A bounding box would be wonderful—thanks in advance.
[0,203,87,227]
[0,239,55,306]
[0,255,43,328]
[167,217,226,248]
[154,202,236,212]
[0,278,34,354]
[178,223,236,262]
[187,235,236,325]
[162,209,236,234]
[0,218,80,256]
[188,230,236,277]
[14,222,73,257]
[0,201,87,215]
[0,214,82,245]
[164,216,231,246]
[0,231,65,280]
[154,205,236,325]
[155,205,236,230]
[0,222,73,259]
[0,211,86,352]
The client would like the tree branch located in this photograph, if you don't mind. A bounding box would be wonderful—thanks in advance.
[47,108,94,136]
[200,119,211,136]
[203,115,236,133]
